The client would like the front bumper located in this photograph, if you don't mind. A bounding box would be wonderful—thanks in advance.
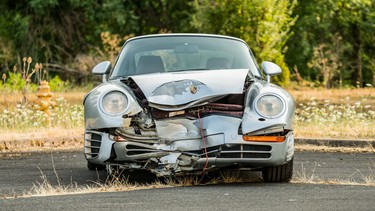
[84,115,294,175]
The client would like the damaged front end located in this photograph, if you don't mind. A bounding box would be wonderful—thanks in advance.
[84,69,295,177]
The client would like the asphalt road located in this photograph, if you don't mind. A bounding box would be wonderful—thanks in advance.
[1,150,374,210]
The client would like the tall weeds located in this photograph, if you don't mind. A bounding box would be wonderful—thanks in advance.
[295,98,374,139]
[0,98,83,130]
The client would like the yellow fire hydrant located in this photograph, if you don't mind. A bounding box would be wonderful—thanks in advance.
[36,80,54,115]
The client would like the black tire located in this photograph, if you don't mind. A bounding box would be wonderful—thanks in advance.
[87,161,106,171]
[262,158,293,183]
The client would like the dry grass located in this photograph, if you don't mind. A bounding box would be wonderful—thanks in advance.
[292,162,375,187]
[16,160,169,199]
[288,88,375,107]
[165,175,207,186]
[1,88,374,139]
[12,165,375,199]
[292,178,375,186]
[290,88,374,139]
[25,175,164,198]
[220,171,243,183]
[0,128,83,154]
[1,158,373,199]
[0,91,85,110]
[295,143,375,153]
[24,176,160,198]
[1,127,82,142]
[6,169,261,199]
[51,91,86,106]
[165,171,261,187]
[292,162,319,183]
[294,123,374,140]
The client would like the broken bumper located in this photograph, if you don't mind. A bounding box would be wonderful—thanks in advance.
[84,116,294,176]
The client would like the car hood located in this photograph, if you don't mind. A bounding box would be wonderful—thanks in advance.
[129,69,248,107]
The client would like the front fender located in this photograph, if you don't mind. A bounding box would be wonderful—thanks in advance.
[84,81,142,129]
[242,81,295,134]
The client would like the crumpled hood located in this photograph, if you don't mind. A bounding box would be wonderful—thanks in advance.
[130,69,249,107]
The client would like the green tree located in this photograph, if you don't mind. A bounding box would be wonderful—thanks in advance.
[286,0,375,87]
[192,0,296,86]
[0,0,194,68]
[0,0,99,64]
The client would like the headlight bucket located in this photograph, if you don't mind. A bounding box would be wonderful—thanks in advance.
[254,94,286,118]
[100,91,129,116]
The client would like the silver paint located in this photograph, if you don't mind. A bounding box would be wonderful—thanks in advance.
[130,69,248,107]
[83,34,295,176]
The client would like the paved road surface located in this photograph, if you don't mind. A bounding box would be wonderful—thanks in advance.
[0,150,374,210]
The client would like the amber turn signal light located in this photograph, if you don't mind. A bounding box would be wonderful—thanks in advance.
[242,135,285,142]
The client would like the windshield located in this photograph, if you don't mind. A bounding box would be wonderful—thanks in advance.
[110,35,261,78]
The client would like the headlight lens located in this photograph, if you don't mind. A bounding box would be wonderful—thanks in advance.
[255,94,285,118]
[101,91,128,115]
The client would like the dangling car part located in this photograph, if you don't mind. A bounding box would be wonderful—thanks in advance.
[83,34,295,182]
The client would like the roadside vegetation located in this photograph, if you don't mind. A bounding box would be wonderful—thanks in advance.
[293,162,375,187]
[1,0,375,87]
[1,87,373,140]
[291,88,374,139]
[1,1,374,147]
[0,81,374,152]
[0,58,373,142]
[6,162,373,199]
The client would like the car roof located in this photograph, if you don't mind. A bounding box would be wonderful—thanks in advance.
[125,33,247,44]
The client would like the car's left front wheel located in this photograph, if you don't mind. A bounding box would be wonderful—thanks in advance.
[262,158,293,183]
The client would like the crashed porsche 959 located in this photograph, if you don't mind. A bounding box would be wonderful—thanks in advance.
[84,34,295,182]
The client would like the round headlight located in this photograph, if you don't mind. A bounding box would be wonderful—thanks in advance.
[255,94,285,118]
[101,91,128,115]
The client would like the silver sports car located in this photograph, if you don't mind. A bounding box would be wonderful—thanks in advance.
[84,34,295,182]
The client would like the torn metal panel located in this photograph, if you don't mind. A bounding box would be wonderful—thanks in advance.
[153,153,199,176]
[246,126,285,136]
[155,119,201,141]
[130,69,248,106]
[151,103,244,119]
[199,115,241,145]
[114,142,168,161]
[154,116,239,150]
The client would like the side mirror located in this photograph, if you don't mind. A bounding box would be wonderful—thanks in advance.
[261,61,282,83]
[92,61,111,82]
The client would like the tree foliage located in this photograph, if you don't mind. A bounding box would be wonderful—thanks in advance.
[286,0,375,87]
[0,0,374,87]
[0,0,194,66]
[192,0,296,85]
[0,0,97,64]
